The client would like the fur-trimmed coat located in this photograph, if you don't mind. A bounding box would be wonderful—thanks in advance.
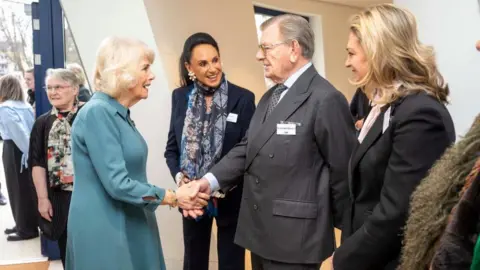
[399,114,480,270]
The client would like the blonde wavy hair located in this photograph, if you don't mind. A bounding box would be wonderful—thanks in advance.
[93,36,155,98]
[350,4,449,104]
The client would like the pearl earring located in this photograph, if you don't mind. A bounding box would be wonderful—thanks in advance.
[188,71,196,81]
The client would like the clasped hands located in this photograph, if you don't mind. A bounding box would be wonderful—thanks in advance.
[175,177,212,219]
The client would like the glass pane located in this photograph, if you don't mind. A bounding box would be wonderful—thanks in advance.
[64,15,90,89]
[0,1,34,76]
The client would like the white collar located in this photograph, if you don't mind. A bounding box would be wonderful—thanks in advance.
[0,100,32,109]
[283,62,313,88]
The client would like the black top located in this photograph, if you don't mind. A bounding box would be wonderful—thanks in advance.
[28,105,84,170]
[27,89,35,106]
[78,86,92,102]
[349,88,371,121]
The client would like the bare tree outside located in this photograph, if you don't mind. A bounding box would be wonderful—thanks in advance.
[64,17,80,66]
[0,1,33,74]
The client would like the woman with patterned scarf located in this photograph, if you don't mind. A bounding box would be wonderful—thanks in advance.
[28,68,84,267]
[165,32,256,270]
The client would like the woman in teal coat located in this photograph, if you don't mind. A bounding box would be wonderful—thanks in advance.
[66,37,209,270]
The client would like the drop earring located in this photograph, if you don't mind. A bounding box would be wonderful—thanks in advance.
[188,71,196,81]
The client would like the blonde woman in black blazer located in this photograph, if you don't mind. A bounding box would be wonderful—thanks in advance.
[331,4,456,270]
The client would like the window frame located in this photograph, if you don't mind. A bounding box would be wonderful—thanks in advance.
[253,6,310,22]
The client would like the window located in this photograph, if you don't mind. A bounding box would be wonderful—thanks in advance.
[0,0,34,74]
[63,15,90,89]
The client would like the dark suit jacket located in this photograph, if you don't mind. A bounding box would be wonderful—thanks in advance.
[333,92,456,270]
[210,65,356,264]
[349,88,371,121]
[164,81,255,223]
[78,86,92,102]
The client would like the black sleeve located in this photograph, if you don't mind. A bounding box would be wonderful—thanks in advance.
[350,89,360,120]
[164,91,181,179]
[315,90,356,228]
[78,88,92,102]
[28,115,47,169]
[333,105,453,270]
[239,91,256,138]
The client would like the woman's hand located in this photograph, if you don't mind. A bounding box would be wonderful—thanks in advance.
[178,176,191,187]
[38,198,53,222]
[355,118,365,130]
[176,181,210,210]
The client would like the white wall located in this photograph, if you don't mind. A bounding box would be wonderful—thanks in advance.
[395,0,480,136]
[60,0,184,268]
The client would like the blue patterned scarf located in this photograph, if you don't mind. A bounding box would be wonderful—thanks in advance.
[180,74,228,217]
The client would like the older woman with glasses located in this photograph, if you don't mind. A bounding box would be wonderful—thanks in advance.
[29,68,84,267]
[0,74,38,242]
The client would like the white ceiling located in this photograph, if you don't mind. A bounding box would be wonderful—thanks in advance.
[313,0,391,8]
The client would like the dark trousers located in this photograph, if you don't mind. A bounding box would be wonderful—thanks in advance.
[3,140,38,237]
[58,226,68,267]
[53,190,71,267]
[251,253,320,270]
[182,215,244,270]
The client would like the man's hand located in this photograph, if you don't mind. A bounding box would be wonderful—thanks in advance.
[181,178,213,219]
[176,182,210,210]
[196,178,212,195]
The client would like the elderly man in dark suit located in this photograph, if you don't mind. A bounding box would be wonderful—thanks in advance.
[185,14,356,270]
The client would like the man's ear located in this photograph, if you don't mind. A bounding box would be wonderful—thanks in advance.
[290,40,301,63]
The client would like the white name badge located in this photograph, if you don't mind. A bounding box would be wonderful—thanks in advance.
[277,123,296,135]
[227,113,238,123]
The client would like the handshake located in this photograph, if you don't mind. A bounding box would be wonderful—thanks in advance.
[173,178,212,219]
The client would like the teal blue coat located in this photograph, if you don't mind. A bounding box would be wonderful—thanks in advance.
[66,92,166,270]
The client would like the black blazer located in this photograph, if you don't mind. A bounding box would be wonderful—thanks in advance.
[333,92,456,270]
[164,81,255,223]
[210,65,356,264]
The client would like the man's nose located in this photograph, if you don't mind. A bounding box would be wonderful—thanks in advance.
[256,49,264,61]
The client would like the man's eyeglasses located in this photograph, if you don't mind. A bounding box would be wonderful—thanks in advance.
[44,85,71,92]
[258,40,292,55]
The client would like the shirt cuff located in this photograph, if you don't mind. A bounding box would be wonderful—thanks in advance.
[204,173,220,192]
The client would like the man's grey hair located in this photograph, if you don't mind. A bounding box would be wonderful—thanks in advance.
[260,14,315,59]
[0,74,25,102]
[45,68,81,88]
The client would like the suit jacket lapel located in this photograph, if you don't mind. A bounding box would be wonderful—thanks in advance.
[245,65,317,169]
[350,108,387,176]
[226,82,241,113]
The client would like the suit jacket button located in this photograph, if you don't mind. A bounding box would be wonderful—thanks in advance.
[255,178,259,184]
[253,204,258,210]
[269,154,274,158]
